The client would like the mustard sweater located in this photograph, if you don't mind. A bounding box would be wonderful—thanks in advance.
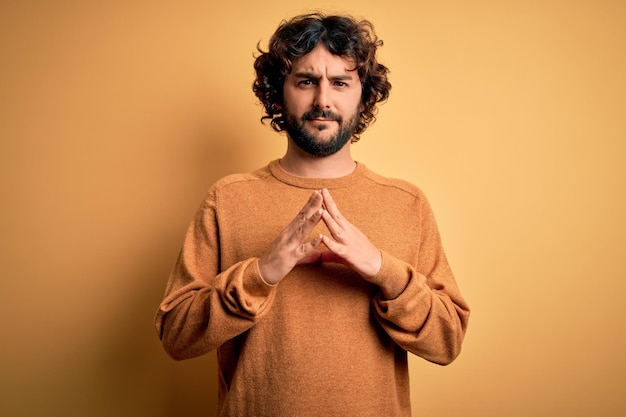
[155,160,470,417]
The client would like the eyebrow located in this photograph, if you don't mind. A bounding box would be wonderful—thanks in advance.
[293,72,356,81]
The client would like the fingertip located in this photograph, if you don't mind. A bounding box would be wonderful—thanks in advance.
[322,188,334,201]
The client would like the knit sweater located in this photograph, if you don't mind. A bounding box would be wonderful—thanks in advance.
[155,160,470,417]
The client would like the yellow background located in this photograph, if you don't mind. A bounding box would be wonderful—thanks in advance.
[1,1,624,416]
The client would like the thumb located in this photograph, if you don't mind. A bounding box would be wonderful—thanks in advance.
[319,251,346,265]
[295,234,323,265]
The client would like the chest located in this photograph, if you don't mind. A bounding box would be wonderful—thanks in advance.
[215,186,421,268]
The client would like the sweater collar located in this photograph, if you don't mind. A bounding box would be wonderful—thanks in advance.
[268,159,366,189]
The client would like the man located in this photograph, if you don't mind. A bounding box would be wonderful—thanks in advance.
[156,12,470,417]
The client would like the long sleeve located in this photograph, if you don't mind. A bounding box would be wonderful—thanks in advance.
[154,188,277,360]
[370,194,470,365]
[154,161,470,416]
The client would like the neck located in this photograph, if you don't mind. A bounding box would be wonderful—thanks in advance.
[280,140,356,178]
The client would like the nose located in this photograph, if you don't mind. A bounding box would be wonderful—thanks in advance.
[313,81,330,109]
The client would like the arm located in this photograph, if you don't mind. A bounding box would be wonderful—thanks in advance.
[319,188,470,365]
[371,194,470,365]
[154,191,274,360]
[371,251,470,365]
[155,189,325,360]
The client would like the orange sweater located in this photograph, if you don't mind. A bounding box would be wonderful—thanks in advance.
[155,160,470,416]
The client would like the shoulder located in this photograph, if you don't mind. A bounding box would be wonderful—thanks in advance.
[358,165,440,224]
[212,165,273,190]
[199,164,273,208]
[360,165,429,201]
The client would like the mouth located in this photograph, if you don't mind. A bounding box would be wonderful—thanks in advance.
[303,110,342,124]
[308,117,336,123]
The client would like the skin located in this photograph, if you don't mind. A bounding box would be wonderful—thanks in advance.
[258,43,405,300]
[278,42,362,178]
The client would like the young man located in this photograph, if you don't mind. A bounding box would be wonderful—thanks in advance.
[156,13,470,417]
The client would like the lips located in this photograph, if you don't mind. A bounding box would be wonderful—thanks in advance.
[303,110,342,123]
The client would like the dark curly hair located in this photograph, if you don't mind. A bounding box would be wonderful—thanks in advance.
[252,13,391,143]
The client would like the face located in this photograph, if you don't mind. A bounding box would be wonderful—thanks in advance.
[282,43,363,157]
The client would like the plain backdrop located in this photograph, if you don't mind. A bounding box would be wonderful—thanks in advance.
[1,1,624,416]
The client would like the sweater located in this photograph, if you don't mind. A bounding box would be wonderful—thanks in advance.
[155,160,470,417]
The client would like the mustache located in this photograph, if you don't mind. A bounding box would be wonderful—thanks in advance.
[302,110,342,122]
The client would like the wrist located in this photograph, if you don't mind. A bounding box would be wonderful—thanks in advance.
[366,251,407,300]
[258,259,282,285]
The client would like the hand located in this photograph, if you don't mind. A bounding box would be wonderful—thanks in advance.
[258,190,324,284]
[319,188,382,280]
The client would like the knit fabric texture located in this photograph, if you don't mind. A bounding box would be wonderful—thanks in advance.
[155,160,470,417]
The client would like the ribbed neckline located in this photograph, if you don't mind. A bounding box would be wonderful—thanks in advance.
[268,159,366,190]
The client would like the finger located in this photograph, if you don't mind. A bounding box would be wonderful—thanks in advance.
[320,234,347,259]
[295,234,324,265]
[306,189,324,208]
[298,190,324,221]
[320,188,342,221]
[292,206,323,241]
[321,208,343,241]
[319,245,346,265]
[287,191,323,240]
[320,189,347,240]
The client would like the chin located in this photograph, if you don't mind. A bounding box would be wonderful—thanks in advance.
[309,126,337,139]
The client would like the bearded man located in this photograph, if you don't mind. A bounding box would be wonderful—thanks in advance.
[156,12,470,417]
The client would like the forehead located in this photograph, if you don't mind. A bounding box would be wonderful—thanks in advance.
[290,43,358,77]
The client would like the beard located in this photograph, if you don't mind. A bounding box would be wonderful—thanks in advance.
[283,107,360,157]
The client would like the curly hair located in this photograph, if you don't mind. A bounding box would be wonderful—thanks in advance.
[252,13,391,142]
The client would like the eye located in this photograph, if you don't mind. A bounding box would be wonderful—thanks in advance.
[299,79,317,86]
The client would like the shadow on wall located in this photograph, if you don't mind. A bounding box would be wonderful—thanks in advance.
[93,264,219,417]
[92,125,256,417]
